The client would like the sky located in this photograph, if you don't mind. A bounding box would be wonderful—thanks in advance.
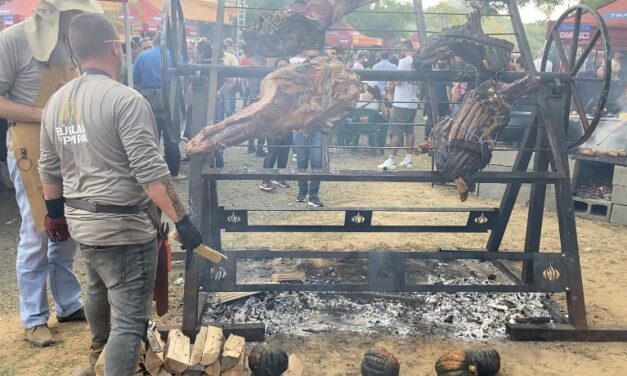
[419,0,573,23]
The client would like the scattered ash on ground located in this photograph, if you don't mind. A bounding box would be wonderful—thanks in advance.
[201,259,551,340]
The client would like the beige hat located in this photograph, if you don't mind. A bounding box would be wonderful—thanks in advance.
[25,0,103,62]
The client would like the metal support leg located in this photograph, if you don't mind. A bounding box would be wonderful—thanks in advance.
[540,88,587,329]
[486,126,536,252]
[522,130,550,283]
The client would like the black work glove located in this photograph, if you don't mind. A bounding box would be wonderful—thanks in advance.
[44,197,70,242]
[175,215,202,250]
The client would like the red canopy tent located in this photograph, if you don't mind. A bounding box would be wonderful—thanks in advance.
[325,21,383,48]
[0,0,39,26]
[547,0,627,52]
[102,0,161,34]
[326,21,353,48]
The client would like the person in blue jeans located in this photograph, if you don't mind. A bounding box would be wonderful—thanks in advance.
[293,128,324,207]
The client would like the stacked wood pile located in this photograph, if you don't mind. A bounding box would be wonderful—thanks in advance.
[92,326,303,376]
[422,75,539,201]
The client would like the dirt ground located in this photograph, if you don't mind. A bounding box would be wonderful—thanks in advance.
[0,148,626,375]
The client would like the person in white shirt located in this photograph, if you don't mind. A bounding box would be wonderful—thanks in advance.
[378,41,418,170]
[533,50,552,72]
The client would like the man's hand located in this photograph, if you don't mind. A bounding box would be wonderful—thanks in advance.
[0,96,43,123]
[44,197,70,242]
[174,215,202,250]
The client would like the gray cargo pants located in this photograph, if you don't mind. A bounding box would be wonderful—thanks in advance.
[80,239,157,376]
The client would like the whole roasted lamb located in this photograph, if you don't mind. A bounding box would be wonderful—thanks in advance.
[185,56,361,154]
[243,0,376,57]
[426,75,539,201]
[413,6,514,72]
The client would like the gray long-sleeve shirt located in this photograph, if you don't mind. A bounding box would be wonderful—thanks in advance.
[39,72,171,246]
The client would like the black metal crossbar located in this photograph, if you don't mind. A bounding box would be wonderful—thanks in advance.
[202,168,568,183]
[199,249,570,294]
[217,206,499,233]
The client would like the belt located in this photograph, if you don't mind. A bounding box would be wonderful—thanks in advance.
[65,198,148,215]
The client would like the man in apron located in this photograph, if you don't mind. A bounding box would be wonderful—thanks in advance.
[0,0,103,346]
[39,14,203,375]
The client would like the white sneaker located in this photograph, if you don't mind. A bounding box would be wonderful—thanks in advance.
[399,155,412,168]
[378,156,396,170]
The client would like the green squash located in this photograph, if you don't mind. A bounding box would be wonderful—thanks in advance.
[360,347,400,376]
[435,347,500,376]
[248,343,289,376]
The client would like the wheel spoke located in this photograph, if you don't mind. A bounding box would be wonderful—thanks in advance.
[571,29,601,75]
[551,30,571,71]
[569,8,582,72]
[570,82,590,131]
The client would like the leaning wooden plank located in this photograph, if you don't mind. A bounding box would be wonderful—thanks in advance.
[94,347,106,376]
[190,326,209,365]
[200,326,224,366]
[169,230,227,264]
[215,291,260,304]
[203,360,220,376]
[271,271,305,282]
[164,329,190,374]
[221,334,246,371]
[281,354,304,376]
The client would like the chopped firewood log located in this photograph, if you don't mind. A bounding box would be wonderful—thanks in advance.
[95,348,106,376]
[190,326,209,366]
[164,329,191,374]
[243,0,377,57]
[281,354,304,376]
[204,361,220,376]
[201,326,224,366]
[151,367,172,376]
[145,349,165,375]
[271,271,306,282]
[422,75,539,201]
[221,334,246,371]
[170,230,228,264]
[413,5,513,72]
[222,352,246,376]
[182,364,206,375]
[185,56,361,155]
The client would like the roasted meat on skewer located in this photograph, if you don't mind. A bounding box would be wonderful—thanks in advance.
[243,0,377,58]
[413,6,514,72]
[422,75,540,201]
[185,56,361,155]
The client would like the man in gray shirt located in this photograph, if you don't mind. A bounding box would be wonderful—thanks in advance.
[39,14,203,376]
[0,0,104,347]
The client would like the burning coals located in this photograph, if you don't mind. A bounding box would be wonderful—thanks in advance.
[201,264,551,340]
[575,180,613,200]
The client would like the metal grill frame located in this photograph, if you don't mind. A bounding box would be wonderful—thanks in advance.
[158,0,627,342]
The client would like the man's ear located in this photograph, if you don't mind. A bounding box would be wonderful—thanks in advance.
[111,43,123,58]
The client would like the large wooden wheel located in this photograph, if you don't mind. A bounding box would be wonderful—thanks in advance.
[542,4,612,149]
[161,0,188,144]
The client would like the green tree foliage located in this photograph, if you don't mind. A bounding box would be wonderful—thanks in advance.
[523,20,550,57]
[344,0,416,43]
[578,0,611,9]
